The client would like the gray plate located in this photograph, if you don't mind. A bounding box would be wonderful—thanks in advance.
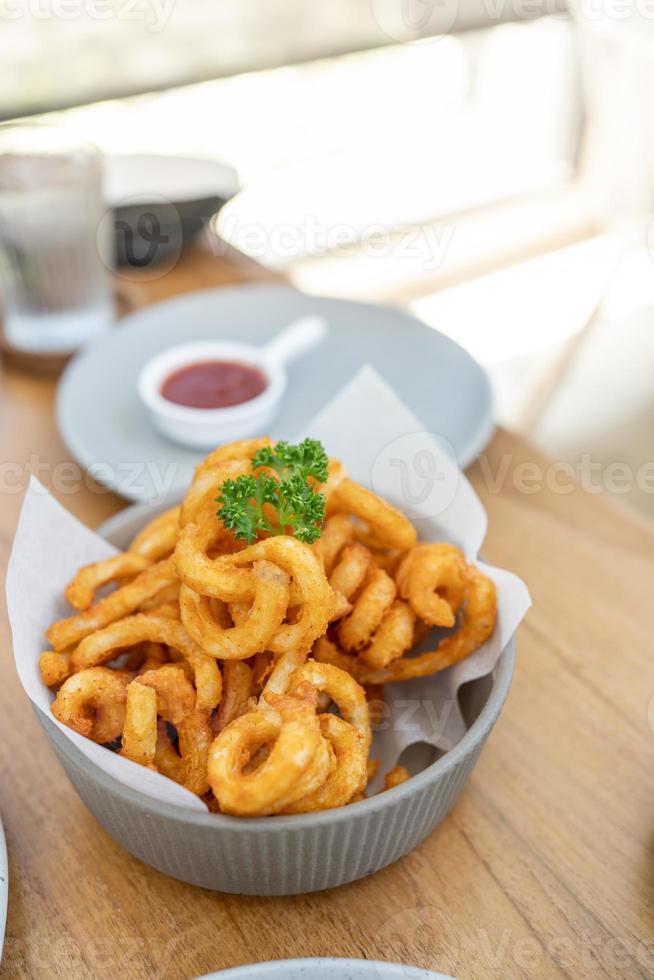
[56,284,493,503]
[201,960,455,979]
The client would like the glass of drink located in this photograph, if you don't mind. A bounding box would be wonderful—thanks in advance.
[0,122,114,370]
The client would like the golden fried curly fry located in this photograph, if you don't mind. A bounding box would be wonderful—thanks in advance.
[281,713,367,813]
[321,513,354,574]
[361,565,497,683]
[175,519,253,602]
[196,438,272,480]
[52,667,131,743]
[181,439,270,527]
[139,582,180,612]
[252,651,273,695]
[47,558,177,652]
[70,613,180,670]
[210,597,234,629]
[327,589,353,623]
[368,549,404,577]
[141,600,180,620]
[177,513,313,613]
[138,641,169,672]
[71,614,222,712]
[351,525,406,578]
[183,461,253,529]
[154,718,183,783]
[213,660,254,734]
[39,648,74,688]
[268,718,334,807]
[384,764,411,791]
[229,537,332,656]
[136,665,213,795]
[135,663,191,716]
[312,634,367,682]
[64,553,152,611]
[328,543,372,600]
[330,478,417,552]
[120,682,158,767]
[208,684,325,816]
[322,458,348,511]
[128,505,181,561]
[337,567,397,652]
[396,543,466,628]
[226,600,249,626]
[359,599,416,670]
[259,648,310,706]
[342,744,382,805]
[289,659,371,752]
[179,560,290,660]
[310,537,325,572]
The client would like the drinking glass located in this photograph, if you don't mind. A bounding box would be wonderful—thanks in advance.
[0,123,114,367]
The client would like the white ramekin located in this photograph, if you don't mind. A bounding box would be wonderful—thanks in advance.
[137,316,327,450]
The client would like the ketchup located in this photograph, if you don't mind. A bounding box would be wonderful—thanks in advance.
[161,360,267,409]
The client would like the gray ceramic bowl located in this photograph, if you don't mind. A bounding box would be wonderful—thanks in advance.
[33,502,515,896]
[201,959,455,979]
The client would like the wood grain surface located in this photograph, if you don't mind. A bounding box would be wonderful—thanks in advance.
[0,235,652,980]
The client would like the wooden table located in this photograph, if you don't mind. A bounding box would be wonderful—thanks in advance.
[1,238,652,980]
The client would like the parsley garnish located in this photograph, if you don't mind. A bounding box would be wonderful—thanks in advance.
[217,439,327,545]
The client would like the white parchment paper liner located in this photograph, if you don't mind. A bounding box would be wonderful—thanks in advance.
[6,367,530,810]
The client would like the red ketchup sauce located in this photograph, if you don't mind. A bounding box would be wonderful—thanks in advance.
[161,360,268,409]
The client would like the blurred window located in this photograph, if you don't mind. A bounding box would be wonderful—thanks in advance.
[0,0,563,119]
[2,7,598,436]
[16,15,582,276]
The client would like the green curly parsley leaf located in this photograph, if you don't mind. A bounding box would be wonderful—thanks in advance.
[252,438,328,485]
[216,439,327,544]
